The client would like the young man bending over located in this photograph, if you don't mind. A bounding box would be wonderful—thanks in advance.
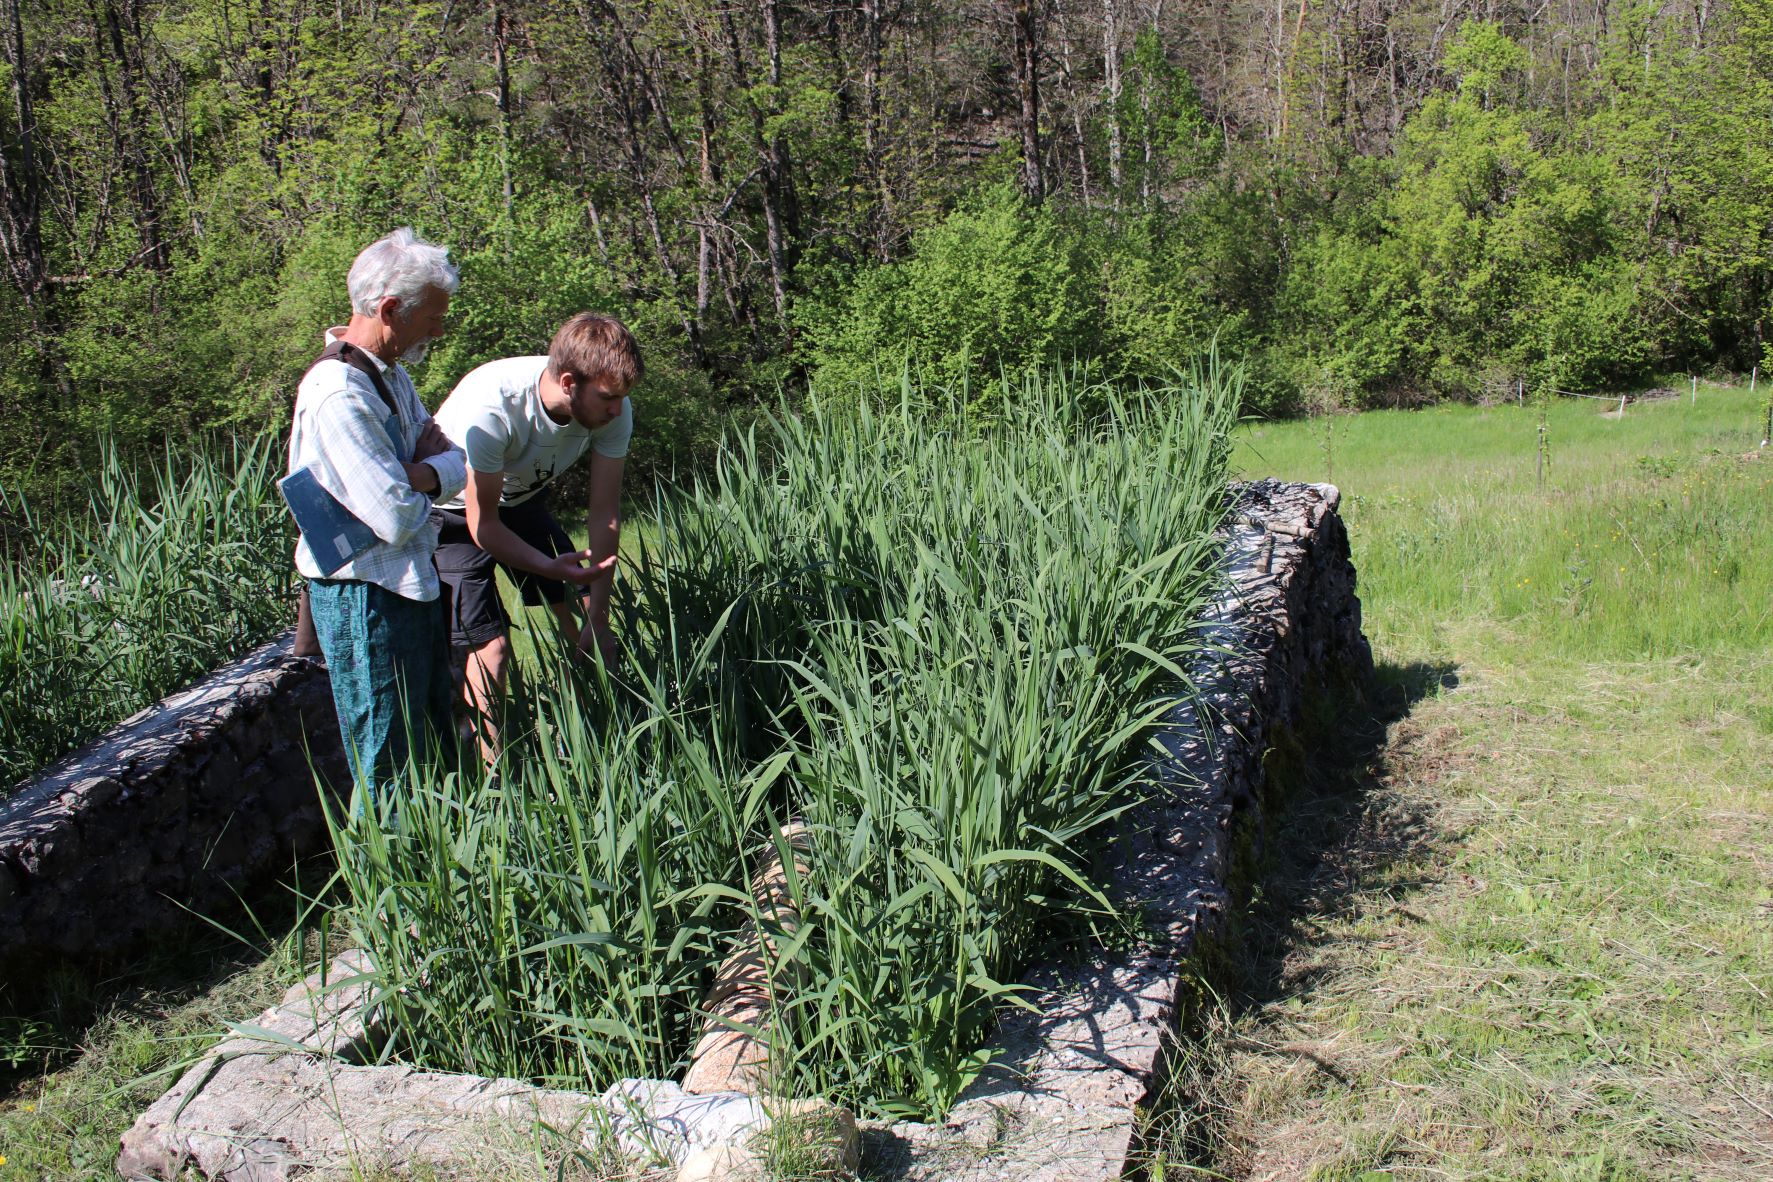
[431,313,642,752]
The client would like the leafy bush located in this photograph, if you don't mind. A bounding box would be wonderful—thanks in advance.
[1096,214,1255,383]
[798,184,1096,404]
[1270,22,1658,403]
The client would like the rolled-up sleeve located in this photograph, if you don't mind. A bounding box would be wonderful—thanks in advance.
[419,422,468,503]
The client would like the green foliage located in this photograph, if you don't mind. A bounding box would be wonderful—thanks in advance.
[418,203,620,399]
[336,364,1238,1117]
[0,438,294,788]
[3,0,1772,495]
[1280,226,1425,404]
[799,184,1095,403]
[1095,213,1255,387]
[1117,29,1221,193]
[1274,22,1660,403]
[1442,19,1529,107]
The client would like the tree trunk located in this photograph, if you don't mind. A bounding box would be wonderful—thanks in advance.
[862,0,890,257]
[1103,0,1123,194]
[491,0,515,224]
[721,2,792,327]
[0,0,45,298]
[694,41,721,338]
[108,0,169,270]
[583,1,704,360]
[1013,0,1043,203]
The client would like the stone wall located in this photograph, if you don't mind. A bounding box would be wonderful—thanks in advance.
[0,632,346,980]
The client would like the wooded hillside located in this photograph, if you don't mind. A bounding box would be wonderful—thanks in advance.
[0,0,1768,497]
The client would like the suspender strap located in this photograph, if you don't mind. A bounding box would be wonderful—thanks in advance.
[306,340,401,420]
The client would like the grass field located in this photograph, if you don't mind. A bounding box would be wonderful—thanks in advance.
[1144,386,1773,1179]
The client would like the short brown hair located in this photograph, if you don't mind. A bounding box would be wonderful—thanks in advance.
[547,313,644,388]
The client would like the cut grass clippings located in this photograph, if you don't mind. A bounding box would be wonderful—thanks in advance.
[1140,386,1773,1181]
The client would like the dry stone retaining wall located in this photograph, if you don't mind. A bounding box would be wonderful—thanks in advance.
[0,632,347,979]
[116,478,1369,1182]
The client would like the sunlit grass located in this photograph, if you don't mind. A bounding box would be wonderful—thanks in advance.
[1142,386,1773,1179]
[1235,386,1773,660]
[0,438,293,789]
[332,366,1239,1119]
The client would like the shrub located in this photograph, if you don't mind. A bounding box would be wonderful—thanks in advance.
[798,184,1095,405]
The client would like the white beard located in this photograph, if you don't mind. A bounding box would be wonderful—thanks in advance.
[402,339,432,366]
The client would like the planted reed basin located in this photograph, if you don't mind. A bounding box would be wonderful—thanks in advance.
[332,369,1238,1120]
[0,439,294,790]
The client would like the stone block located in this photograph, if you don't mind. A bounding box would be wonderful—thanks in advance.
[15,820,80,878]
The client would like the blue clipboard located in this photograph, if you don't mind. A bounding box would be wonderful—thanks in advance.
[279,467,380,575]
[281,410,408,574]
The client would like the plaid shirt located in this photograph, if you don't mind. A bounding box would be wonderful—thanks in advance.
[288,329,468,601]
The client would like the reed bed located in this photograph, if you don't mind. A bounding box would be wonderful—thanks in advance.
[332,366,1238,1118]
[0,438,293,789]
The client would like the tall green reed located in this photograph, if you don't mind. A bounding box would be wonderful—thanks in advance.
[752,372,1237,1113]
[0,437,292,788]
[331,363,1238,1117]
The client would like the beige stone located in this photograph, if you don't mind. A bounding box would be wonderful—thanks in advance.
[681,822,810,1096]
[673,1099,859,1182]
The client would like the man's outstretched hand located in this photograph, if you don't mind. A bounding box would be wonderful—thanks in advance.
[545,549,619,587]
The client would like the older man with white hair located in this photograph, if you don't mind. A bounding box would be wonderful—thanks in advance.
[286,227,607,804]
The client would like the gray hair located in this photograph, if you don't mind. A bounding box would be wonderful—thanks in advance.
[346,227,459,319]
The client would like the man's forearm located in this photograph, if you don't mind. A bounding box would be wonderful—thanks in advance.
[403,460,439,494]
[470,516,563,580]
[578,513,620,646]
[586,521,619,608]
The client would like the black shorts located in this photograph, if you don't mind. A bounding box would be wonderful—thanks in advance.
[433,500,580,647]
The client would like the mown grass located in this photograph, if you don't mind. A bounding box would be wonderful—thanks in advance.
[1142,386,1773,1180]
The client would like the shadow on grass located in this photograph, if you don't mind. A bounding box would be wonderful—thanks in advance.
[1235,659,1454,997]
[1132,658,1460,1178]
[0,854,336,1100]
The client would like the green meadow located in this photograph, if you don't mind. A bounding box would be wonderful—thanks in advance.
[1240,386,1773,662]
[1142,387,1773,1179]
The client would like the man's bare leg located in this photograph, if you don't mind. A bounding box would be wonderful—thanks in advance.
[464,597,594,766]
[463,633,512,766]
